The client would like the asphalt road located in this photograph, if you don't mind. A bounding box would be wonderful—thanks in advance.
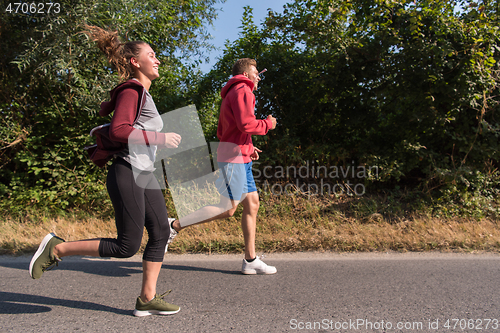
[1,252,499,333]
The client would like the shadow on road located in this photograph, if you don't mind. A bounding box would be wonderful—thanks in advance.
[0,257,241,277]
[0,291,131,316]
[0,259,143,277]
[163,263,241,275]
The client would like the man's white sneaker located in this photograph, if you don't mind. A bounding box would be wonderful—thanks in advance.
[241,256,277,275]
[165,218,178,253]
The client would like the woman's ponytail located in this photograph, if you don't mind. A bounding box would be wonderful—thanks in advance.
[83,25,145,80]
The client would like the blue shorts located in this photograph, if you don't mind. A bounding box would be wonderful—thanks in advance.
[215,161,257,201]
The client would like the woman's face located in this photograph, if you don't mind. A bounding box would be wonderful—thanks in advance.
[132,44,161,81]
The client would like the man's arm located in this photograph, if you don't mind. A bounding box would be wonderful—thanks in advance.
[231,88,274,135]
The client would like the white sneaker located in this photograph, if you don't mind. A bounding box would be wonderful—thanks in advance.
[165,218,178,253]
[241,256,277,275]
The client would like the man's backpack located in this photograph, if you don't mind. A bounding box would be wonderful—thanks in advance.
[85,87,146,168]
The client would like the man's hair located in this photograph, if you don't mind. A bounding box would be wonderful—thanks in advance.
[232,58,257,76]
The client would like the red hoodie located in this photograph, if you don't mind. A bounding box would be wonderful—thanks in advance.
[100,80,166,146]
[217,75,273,163]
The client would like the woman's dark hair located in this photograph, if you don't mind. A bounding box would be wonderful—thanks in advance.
[83,25,146,80]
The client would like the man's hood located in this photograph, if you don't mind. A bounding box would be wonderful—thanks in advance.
[220,74,254,98]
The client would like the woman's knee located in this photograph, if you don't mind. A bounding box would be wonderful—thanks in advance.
[117,242,141,258]
[146,225,170,247]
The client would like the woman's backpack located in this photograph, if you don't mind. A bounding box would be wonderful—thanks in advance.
[85,87,146,168]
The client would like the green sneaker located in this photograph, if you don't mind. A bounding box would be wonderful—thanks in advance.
[29,233,65,279]
[133,290,180,317]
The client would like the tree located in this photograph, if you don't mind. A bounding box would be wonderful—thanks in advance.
[201,0,499,207]
[0,0,224,214]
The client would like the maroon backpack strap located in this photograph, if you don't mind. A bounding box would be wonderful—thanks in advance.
[85,86,149,168]
[133,87,147,125]
[135,87,150,146]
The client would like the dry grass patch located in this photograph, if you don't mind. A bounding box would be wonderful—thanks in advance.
[0,215,118,254]
[2,194,500,255]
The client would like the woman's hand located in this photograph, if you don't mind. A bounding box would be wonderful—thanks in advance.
[164,133,181,148]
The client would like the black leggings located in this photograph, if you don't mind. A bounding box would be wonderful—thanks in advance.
[99,158,170,262]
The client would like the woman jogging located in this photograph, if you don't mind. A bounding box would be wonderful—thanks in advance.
[28,25,181,317]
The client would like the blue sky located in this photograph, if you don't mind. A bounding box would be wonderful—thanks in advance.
[199,0,291,73]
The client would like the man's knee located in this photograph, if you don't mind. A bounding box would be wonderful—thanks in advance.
[221,206,237,218]
[218,196,239,218]
[242,192,260,214]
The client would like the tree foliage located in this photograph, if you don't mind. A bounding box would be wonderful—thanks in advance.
[199,0,499,213]
[0,0,223,214]
[1,0,499,217]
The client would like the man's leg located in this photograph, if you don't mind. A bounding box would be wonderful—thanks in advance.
[240,191,259,260]
[240,191,277,275]
[171,162,244,232]
[172,195,239,232]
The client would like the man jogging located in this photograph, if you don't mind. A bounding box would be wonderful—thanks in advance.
[167,58,277,274]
